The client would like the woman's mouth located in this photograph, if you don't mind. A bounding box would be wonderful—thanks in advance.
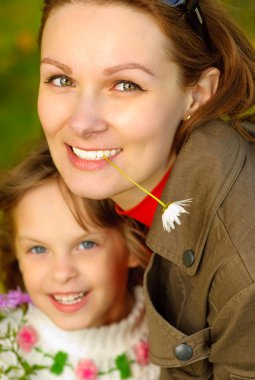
[71,147,121,160]
[66,145,121,171]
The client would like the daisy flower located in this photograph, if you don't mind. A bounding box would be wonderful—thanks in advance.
[104,156,192,232]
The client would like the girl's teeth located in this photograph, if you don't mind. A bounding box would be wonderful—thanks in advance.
[53,292,85,305]
[72,147,120,160]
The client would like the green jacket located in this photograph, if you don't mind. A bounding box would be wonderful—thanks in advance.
[145,120,255,379]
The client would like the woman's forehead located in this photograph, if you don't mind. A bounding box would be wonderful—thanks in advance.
[41,3,170,58]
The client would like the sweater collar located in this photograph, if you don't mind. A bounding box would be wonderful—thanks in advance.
[26,286,146,355]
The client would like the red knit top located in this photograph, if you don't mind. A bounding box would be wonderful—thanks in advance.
[115,169,171,227]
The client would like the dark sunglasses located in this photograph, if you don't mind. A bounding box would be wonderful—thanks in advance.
[166,0,212,50]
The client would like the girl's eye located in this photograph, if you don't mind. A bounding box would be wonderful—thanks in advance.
[114,80,142,92]
[29,246,47,254]
[78,241,96,250]
[45,75,74,87]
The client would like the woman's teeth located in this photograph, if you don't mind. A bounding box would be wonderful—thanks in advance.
[72,147,121,160]
[53,292,86,305]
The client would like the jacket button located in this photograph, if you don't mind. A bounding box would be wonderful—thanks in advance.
[174,343,193,361]
[182,250,195,267]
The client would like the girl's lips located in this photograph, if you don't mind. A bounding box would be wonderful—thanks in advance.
[52,291,87,303]
[49,291,91,313]
[65,144,121,171]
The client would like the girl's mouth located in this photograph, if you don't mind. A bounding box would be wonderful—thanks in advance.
[52,291,89,305]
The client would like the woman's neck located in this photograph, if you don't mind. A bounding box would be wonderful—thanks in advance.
[112,155,176,210]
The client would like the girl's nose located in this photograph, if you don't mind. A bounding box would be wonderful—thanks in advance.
[69,94,108,138]
[52,255,79,284]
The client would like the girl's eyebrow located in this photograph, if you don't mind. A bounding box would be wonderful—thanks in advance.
[103,63,155,76]
[40,57,73,75]
[17,235,44,241]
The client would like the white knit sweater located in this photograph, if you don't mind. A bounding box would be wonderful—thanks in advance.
[0,286,159,380]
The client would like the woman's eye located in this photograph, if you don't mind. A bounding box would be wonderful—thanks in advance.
[78,241,96,250]
[29,246,46,254]
[45,75,74,87]
[114,80,142,92]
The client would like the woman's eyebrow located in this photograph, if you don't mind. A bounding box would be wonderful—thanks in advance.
[103,63,155,76]
[40,57,73,75]
[40,59,155,76]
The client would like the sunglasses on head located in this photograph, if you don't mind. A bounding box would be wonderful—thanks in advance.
[166,0,212,50]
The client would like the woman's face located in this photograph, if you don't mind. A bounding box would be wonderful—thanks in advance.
[38,3,192,208]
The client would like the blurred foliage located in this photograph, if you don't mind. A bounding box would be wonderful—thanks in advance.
[0,0,254,169]
[0,1,42,169]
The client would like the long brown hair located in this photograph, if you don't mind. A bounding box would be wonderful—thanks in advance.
[0,139,150,291]
[38,0,255,151]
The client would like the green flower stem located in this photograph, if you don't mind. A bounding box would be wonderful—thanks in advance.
[103,156,166,208]
[35,347,74,371]
[98,367,116,375]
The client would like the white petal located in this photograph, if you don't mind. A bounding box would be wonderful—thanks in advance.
[162,199,192,232]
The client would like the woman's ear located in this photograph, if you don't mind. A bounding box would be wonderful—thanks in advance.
[184,67,220,117]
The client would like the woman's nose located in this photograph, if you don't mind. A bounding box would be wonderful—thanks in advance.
[69,94,108,138]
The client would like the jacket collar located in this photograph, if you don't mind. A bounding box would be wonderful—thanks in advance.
[146,120,246,275]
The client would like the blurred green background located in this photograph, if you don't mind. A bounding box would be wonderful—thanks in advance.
[0,1,42,169]
[0,0,255,170]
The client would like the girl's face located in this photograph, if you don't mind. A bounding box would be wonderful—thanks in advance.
[38,3,192,209]
[14,180,137,331]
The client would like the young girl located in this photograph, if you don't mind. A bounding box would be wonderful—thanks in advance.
[0,142,160,380]
[37,0,255,378]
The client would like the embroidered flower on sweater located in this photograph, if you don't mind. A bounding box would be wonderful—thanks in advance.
[0,301,151,379]
[76,359,98,380]
[16,325,38,352]
[134,340,149,365]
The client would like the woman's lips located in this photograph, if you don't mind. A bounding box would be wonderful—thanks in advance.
[72,147,121,160]
[66,144,121,171]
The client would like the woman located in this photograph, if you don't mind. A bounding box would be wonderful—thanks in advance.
[37,0,255,378]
